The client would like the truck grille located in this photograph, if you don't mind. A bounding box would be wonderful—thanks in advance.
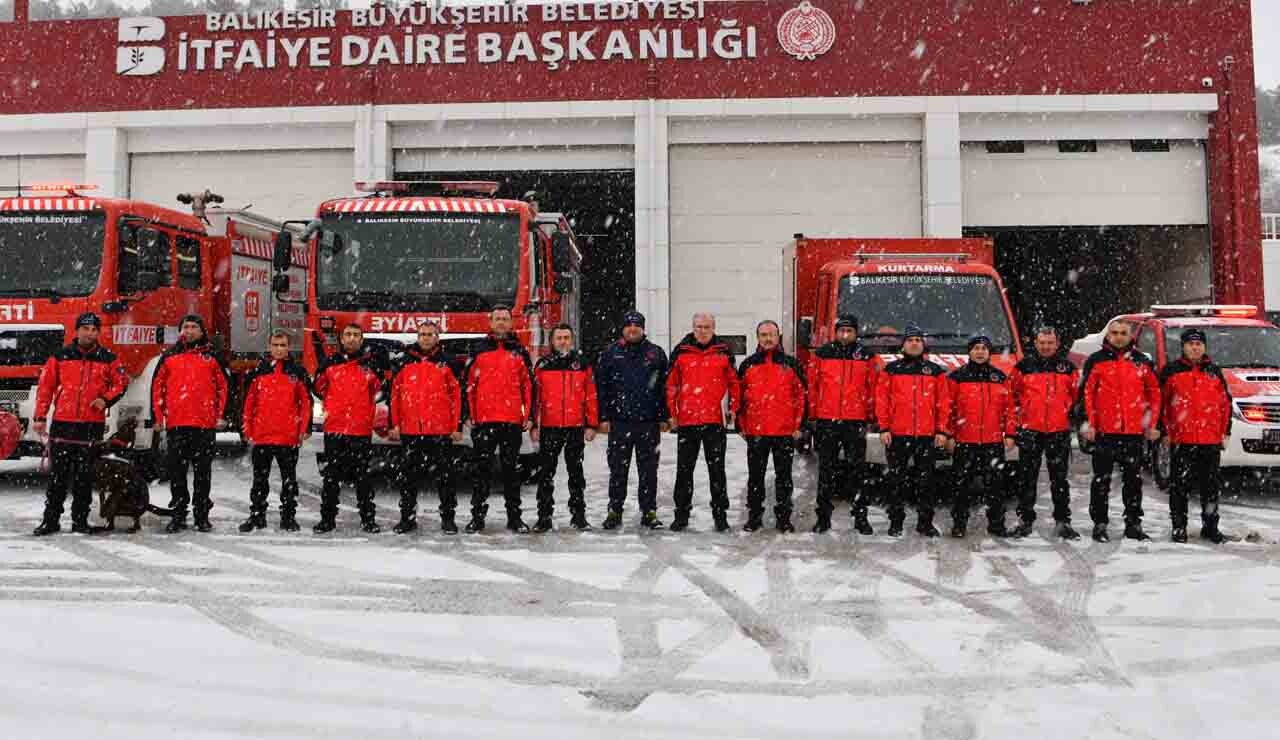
[0,328,63,366]
[1238,402,1280,424]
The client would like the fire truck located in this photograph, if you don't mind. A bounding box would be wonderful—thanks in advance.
[781,236,1023,464]
[0,183,307,460]
[280,181,581,455]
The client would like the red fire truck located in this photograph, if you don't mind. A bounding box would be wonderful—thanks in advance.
[283,181,581,450]
[0,184,306,460]
[782,236,1023,463]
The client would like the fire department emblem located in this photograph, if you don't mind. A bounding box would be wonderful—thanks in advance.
[776,2,836,61]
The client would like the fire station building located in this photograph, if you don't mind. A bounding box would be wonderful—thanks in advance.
[0,0,1263,352]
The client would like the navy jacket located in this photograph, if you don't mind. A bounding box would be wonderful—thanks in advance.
[596,338,670,423]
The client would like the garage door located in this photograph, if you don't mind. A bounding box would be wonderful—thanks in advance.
[0,156,84,187]
[962,140,1207,227]
[669,142,922,348]
[129,150,355,221]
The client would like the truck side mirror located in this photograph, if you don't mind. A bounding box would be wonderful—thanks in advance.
[797,318,813,348]
[272,273,290,294]
[551,233,571,273]
[273,231,293,272]
[553,273,573,294]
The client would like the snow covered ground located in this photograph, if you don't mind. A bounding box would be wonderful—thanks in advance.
[1,434,1279,739]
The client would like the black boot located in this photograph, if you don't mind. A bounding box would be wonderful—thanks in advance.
[1123,522,1151,541]
[1011,519,1034,538]
[988,521,1011,538]
[951,521,967,538]
[811,512,832,533]
[1056,521,1080,541]
[1171,527,1188,543]
[238,514,266,533]
[776,513,795,534]
[69,516,92,535]
[570,511,591,531]
[441,512,459,535]
[165,517,188,534]
[1200,526,1228,544]
[393,516,417,535]
[506,512,530,533]
[713,510,730,533]
[744,513,764,532]
[465,504,488,533]
[361,518,382,534]
[32,519,60,537]
[279,514,300,532]
[887,517,905,537]
[194,515,213,533]
[533,517,553,533]
[641,510,665,530]
[602,510,623,530]
[853,514,873,536]
[669,510,690,532]
[916,520,941,538]
[1092,523,1109,542]
[312,517,336,534]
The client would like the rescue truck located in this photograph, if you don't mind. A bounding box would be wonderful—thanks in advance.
[781,236,1023,465]
[279,181,581,455]
[0,183,307,461]
[1068,304,1280,489]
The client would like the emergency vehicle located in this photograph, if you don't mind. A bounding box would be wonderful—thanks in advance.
[282,181,581,451]
[1069,304,1280,488]
[0,183,306,460]
[781,236,1023,464]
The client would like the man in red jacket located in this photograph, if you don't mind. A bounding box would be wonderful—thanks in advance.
[465,306,534,533]
[32,312,128,536]
[737,320,805,533]
[1081,320,1163,542]
[240,331,311,533]
[1159,328,1233,544]
[1009,327,1080,540]
[389,321,463,535]
[875,324,951,537]
[532,324,599,532]
[313,324,387,534]
[808,314,879,533]
[151,314,229,533]
[666,312,740,532]
[945,336,1016,538]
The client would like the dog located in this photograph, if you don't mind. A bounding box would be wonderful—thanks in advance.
[91,418,171,533]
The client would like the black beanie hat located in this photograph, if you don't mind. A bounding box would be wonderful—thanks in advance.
[75,312,101,329]
[903,323,925,342]
[968,335,993,351]
[835,315,858,331]
[1181,328,1207,345]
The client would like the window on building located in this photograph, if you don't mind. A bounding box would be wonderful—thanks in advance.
[1131,139,1171,153]
[985,141,1025,154]
[1058,140,1098,153]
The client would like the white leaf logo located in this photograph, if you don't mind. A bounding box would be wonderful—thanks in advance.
[116,17,165,76]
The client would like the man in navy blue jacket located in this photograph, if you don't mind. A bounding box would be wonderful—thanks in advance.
[596,311,669,530]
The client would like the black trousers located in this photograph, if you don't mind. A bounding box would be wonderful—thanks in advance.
[814,420,868,518]
[950,442,1005,525]
[399,434,456,519]
[1090,434,1145,525]
[1017,430,1072,523]
[43,441,102,526]
[249,445,300,519]
[536,426,586,519]
[673,424,729,515]
[886,435,937,523]
[167,427,215,520]
[1169,443,1221,530]
[606,421,660,514]
[471,422,523,517]
[320,433,375,523]
[746,435,795,519]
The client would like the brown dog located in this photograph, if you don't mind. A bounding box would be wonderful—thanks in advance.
[92,418,172,533]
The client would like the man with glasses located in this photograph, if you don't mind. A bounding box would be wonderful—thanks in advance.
[1080,320,1162,542]
[1009,327,1080,539]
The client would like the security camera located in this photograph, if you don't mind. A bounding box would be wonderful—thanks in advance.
[1201,77,1214,88]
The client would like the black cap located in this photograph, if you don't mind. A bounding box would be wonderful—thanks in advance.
[75,312,101,329]
[622,310,646,329]
[903,323,925,342]
[968,335,993,350]
[1181,328,1207,345]
[835,315,858,331]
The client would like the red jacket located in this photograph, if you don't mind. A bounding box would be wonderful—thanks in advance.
[1159,356,1232,445]
[875,355,951,437]
[314,345,387,437]
[391,345,462,437]
[242,359,312,447]
[946,361,1015,444]
[736,347,806,437]
[466,334,533,425]
[808,341,879,422]
[35,343,129,426]
[1082,344,1162,436]
[1009,353,1079,433]
[534,351,599,429]
[150,340,229,430]
[666,334,740,427]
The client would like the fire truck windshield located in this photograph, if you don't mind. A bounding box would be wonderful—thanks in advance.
[1163,325,1280,369]
[316,211,520,312]
[0,211,106,297]
[837,273,1015,351]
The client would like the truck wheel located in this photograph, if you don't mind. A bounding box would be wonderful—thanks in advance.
[1150,441,1171,491]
